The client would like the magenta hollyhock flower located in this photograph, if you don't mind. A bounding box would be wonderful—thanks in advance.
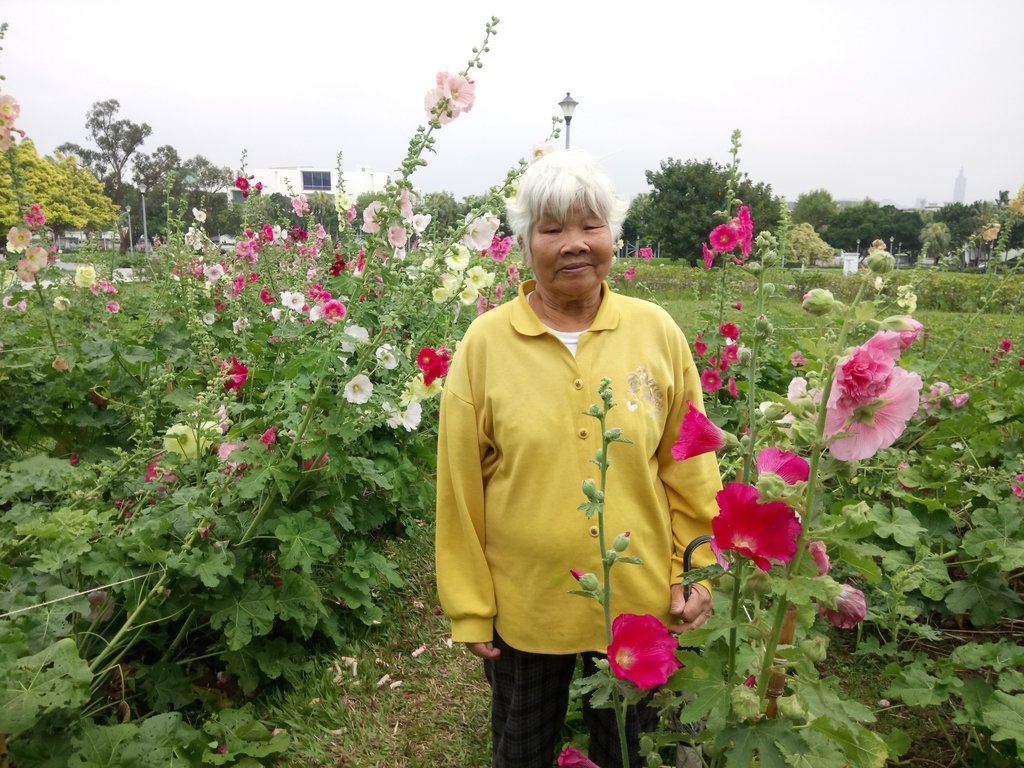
[322,299,347,324]
[416,346,451,386]
[807,540,831,575]
[702,242,714,269]
[833,331,903,408]
[700,368,722,393]
[736,205,753,256]
[709,223,740,253]
[727,377,738,398]
[719,322,740,341]
[259,426,277,446]
[712,483,802,571]
[733,301,743,311]
[623,267,636,281]
[606,613,680,689]
[672,400,727,461]
[558,746,600,768]
[755,447,810,484]
[223,356,248,391]
[819,584,867,629]
[1000,339,1012,353]
[259,288,275,305]
[639,246,653,262]
[825,367,923,461]
[694,334,707,357]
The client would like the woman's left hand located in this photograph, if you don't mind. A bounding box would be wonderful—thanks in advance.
[668,582,712,633]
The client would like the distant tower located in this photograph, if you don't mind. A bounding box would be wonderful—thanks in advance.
[954,166,966,203]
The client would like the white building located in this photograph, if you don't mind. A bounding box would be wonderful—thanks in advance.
[234,166,390,203]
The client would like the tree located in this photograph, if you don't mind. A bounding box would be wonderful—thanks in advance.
[791,189,838,233]
[622,193,654,249]
[57,99,151,205]
[0,140,118,235]
[933,202,982,250]
[919,221,951,263]
[418,191,463,239]
[822,200,922,258]
[642,158,780,264]
[789,222,836,267]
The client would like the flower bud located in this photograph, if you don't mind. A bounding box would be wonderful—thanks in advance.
[755,314,774,336]
[762,282,776,297]
[579,573,600,592]
[801,288,837,316]
[879,315,918,332]
[612,532,631,552]
[730,684,762,722]
[777,694,806,720]
[755,471,787,501]
[604,427,623,441]
[744,570,772,595]
[581,478,598,500]
[758,401,785,421]
[737,346,753,365]
[842,501,870,525]
[866,250,895,274]
[798,635,828,662]
[789,419,817,447]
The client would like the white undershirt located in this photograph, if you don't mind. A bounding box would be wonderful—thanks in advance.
[528,291,585,356]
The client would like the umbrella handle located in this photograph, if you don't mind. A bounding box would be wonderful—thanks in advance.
[682,535,713,600]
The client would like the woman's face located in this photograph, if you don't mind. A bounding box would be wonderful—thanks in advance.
[528,205,613,302]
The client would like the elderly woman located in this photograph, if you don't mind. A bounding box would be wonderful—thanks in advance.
[435,149,721,767]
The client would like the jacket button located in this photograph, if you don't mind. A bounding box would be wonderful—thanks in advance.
[574,378,584,390]
[578,428,589,439]
[589,525,599,537]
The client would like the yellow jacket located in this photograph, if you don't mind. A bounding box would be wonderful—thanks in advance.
[435,280,721,654]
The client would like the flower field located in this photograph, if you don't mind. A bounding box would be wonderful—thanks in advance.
[2,16,1024,768]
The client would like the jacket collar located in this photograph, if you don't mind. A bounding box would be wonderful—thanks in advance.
[510,279,621,336]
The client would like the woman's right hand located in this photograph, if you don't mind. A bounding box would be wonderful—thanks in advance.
[466,641,501,660]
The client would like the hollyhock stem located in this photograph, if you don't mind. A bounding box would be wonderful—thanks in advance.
[726,557,746,684]
[32,277,60,356]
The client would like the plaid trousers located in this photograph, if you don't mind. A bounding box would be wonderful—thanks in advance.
[483,633,658,768]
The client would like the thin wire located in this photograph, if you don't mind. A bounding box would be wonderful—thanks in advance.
[0,574,150,619]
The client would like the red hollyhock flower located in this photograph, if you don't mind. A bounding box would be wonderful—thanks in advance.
[719,322,740,341]
[1000,338,1012,353]
[259,288,275,304]
[416,346,451,385]
[712,482,802,571]
[755,447,810,484]
[694,334,707,357]
[672,400,727,461]
[606,613,680,689]
[558,746,599,768]
[224,356,248,391]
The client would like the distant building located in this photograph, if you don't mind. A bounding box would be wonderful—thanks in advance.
[953,166,966,204]
[231,166,390,203]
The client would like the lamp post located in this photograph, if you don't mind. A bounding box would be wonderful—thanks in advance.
[126,205,133,254]
[140,185,149,253]
[559,92,578,149]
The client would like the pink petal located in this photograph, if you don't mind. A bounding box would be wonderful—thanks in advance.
[672,400,727,461]
[755,447,810,484]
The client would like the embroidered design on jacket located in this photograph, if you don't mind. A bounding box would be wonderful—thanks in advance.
[626,366,664,416]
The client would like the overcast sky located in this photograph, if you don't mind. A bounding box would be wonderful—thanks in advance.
[3,0,1021,209]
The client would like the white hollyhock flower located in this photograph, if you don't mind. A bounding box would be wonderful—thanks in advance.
[344,373,373,404]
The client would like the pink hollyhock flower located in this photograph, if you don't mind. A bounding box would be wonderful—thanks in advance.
[606,613,680,689]
[441,71,476,112]
[950,392,969,408]
[825,367,923,461]
[807,540,831,575]
[259,426,277,446]
[1000,339,1012,353]
[896,318,923,350]
[291,195,310,217]
[712,482,802,571]
[362,201,383,234]
[639,246,653,262]
[322,299,347,324]
[1014,485,1024,499]
[217,441,244,470]
[223,356,248,391]
[833,331,903,409]
[398,187,414,220]
[558,747,600,768]
[106,301,120,314]
[259,287,275,304]
[755,447,810,484]
[694,334,707,357]
[727,377,738,398]
[68,454,80,466]
[416,346,451,386]
[672,400,727,461]
[24,203,46,229]
[702,242,714,269]
[709,223,739,253]
[736,205,753,256]
[388,224,408,248]
[819,584,867,629]
[700,368,722,393]
[624,267,636,281]
[790,351,807,367]
[719,322,740,341]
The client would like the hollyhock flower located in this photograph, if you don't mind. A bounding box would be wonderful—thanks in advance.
[825,367,923,461]
[192,207,207,223]
[53,295,70,312]
[291,195,310,217]
[259,426,277,446]
[223,356,248,390]
[24,203,46,229]
[68,454,80,466]
[417,346,451,386]
[672,399,727,461]
[362,201,383,234]
[163,422,219,458]
[320,299,346,324]
[388,224,408,248]
[950,392,969,408]
[204,263,225,282]
[464,265,495,291]
[712,482,802,571]
[340,324,370,353]
[74,264,97,289]
[606,613,680,689]
[639,246,654,262]
[411,213,432,235]
[727,377,738,398]
[344,373,373,404]
[558,746,600,768]
[106,301,120,314]
[6,226,31,253]
[833,331,903,409]
[790,351,807,367]
[235,176,250,194]
[736,205,753,256]
[375,343,399,369]
[694,334,707,357]
[702,242,715,269]
[397,187,414,221]
[624,267,636,281]
[463,212,501,251]
[734,302,743,311]
[218,441,244,470]
[755,447,810,484]
[700,368,722,393]
[807,541,831,575]
[401,400,423,431]
[443,72,476,112]
[259,287,275,304]
[719,322,740,341]
[819,584,867,629]
[280,291,306,312]
[1000,339,1012,353]
[709,223,739,253]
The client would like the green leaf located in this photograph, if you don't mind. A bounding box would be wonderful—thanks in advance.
[274,571,324,636]
[715,720,804,768]
[981,691,1024,754]
[798,677,876,725]
[806,719,889,768]
[949,641,1024,672]
[173,545,235,588]
[945,570,1024,626]
[962,505,1024,569]
[201,707,290,764]
[883,664,960,707]
[0,637,93,738]
[208,582,276,651]
[867,505,927,547]
[141,661,197,712]
[274,511,340,572]
[773,575,841,604]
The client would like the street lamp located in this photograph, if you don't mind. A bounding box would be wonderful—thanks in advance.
[559,92,578,149]
[126,205,133,254]
[140,185,149,253]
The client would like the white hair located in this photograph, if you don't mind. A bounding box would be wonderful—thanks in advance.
[507,149,628,265]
